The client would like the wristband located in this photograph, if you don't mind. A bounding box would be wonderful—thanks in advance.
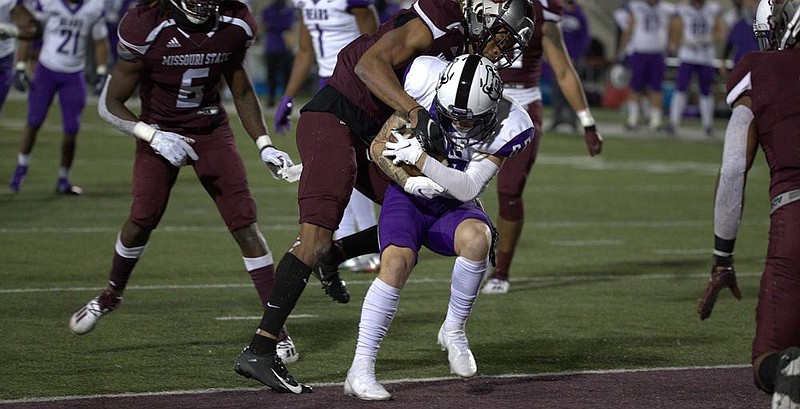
[577,109,596,128]
[96,64,108,76]
[132,121,157,143]
[255,135,273,151]
[14,61,26,71]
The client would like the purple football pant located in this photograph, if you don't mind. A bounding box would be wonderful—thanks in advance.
[378,184,492,259]
[674,62,715,95]
[629,52,666,93]
[27,64,86,135]
[752,201,800,362]
[0,54,12,111]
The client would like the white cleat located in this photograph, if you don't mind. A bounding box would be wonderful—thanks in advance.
[481,278,509,295]
[344,368,391,400]
[277,335,299,364]
[773,347,800,409]
[437,323,477,378]
[69,289,122,335]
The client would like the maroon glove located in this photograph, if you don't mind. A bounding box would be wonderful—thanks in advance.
[584,125,603,156]
[698,256,742,320]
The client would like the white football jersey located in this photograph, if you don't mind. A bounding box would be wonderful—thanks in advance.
[676,1,721,65]
[627,0,676,54]
[34,0,107,73]
[291,0,372,78]
[402,56,535,170]
[0,0,20,59]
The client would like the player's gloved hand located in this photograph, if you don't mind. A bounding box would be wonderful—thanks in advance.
[584,125,603,156]
[150,130,198,167]
[383,134,424,166]
[0,22,19,40]
[698,255,742,320]
[273,96,293,135]
[13,62,29,92]
[94,65,108,95]
[403,176,444,199]
[410,106,447,159]
[260,146,295,179]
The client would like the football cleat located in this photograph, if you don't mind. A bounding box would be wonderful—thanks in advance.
[773,347,800,409]
[69,289,122,335]
[312,259,351,304]
[344,359,391,400]
[481,278,509,295]
[56,178,83,195]
[9,164,27,193]
[276,334,299,364]
[234,346,313,393]
[437,323,477,378]
[340,254,380,273]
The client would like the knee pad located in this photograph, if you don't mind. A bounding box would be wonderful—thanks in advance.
[498,192,524,221]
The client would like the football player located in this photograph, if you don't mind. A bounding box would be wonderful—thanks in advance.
[8,0,108,194]
[68,0,302,365]
[482,0,603,295]
[344,53,534,400]
[233,0,533,394]
[697,0,800,406]
[0,0,38,113]
[666,0,725,137]
[273,0,381,287]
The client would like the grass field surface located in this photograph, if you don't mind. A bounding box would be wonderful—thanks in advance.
[0,96,769,401]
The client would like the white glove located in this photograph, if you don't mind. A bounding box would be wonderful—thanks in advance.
[383,134,424,166]
[0,23,19,40]
[150,130,198,167]
[403,176,444,199]
[260,146,295,179]
[277,163,303,183]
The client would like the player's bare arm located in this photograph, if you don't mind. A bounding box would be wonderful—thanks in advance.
[355,17,434,124]
[282,20,315,99]
[669,14,682,53]
[10,3,39,40]
[542,20,588,113]
[224,56,270,139]
[351,5,378,35]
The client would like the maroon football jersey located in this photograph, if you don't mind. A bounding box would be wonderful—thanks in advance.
[327,0,466,125]
[726,49,800,199]
[117,2,256,134]
[499,0,563,88]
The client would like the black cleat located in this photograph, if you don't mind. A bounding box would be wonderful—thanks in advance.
[312,260,350,304]
[234,346,313,393]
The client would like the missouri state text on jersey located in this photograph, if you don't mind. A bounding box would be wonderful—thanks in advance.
[116,1,256,133]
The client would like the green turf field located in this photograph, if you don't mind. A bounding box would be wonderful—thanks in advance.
[0,96,768,400]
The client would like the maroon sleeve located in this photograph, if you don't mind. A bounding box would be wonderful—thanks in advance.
[725,51,759,106]
[412,0,463,40]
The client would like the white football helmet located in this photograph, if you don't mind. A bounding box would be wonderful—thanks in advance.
[465,0,534,68]
[753,0,775,50]
[773,0,800,50]
[434,54,503,148]
[170,0,221,25]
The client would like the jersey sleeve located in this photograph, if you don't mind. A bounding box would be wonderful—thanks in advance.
[480,98,535,158]
[402,56,445,111]
[412,0,463,41]
[725,52,757,107]
[539,0,563,22]
[116,7,156,59]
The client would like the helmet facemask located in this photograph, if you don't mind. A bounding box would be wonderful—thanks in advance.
[170,0,220,25]
[466,0,534,69]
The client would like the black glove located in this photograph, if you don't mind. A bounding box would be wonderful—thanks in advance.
[412,108,447,159]
[13,68,29,92]
[698,255,742,320]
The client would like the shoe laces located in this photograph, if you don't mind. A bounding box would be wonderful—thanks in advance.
[271,355,299,384]
[96,289,122,312]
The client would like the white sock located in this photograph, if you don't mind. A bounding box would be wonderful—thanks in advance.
[627,101,639,126]
[670,91,686,128]
[649,107,662,128]
[58,166,70,179]
[354,278,401,363]
[699,95,715,129]
[17,153,30,166]
[445,256,488,330]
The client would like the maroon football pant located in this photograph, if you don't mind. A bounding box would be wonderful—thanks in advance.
[752,201,800,362]
[295,111,389,231]
[496,100,543,221]
[128,126,257,232]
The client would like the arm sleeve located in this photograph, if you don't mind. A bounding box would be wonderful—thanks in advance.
[420,152,499,202]
[713,104,753,254]
[96,75,139,136]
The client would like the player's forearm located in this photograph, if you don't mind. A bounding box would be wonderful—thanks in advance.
[233,84,270,139]
[98,80,143,137]
[283,48,315,98]
[94,39,108,69]
[372,114,412,186]
[420,153,498,202]
[557,66,589,113]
